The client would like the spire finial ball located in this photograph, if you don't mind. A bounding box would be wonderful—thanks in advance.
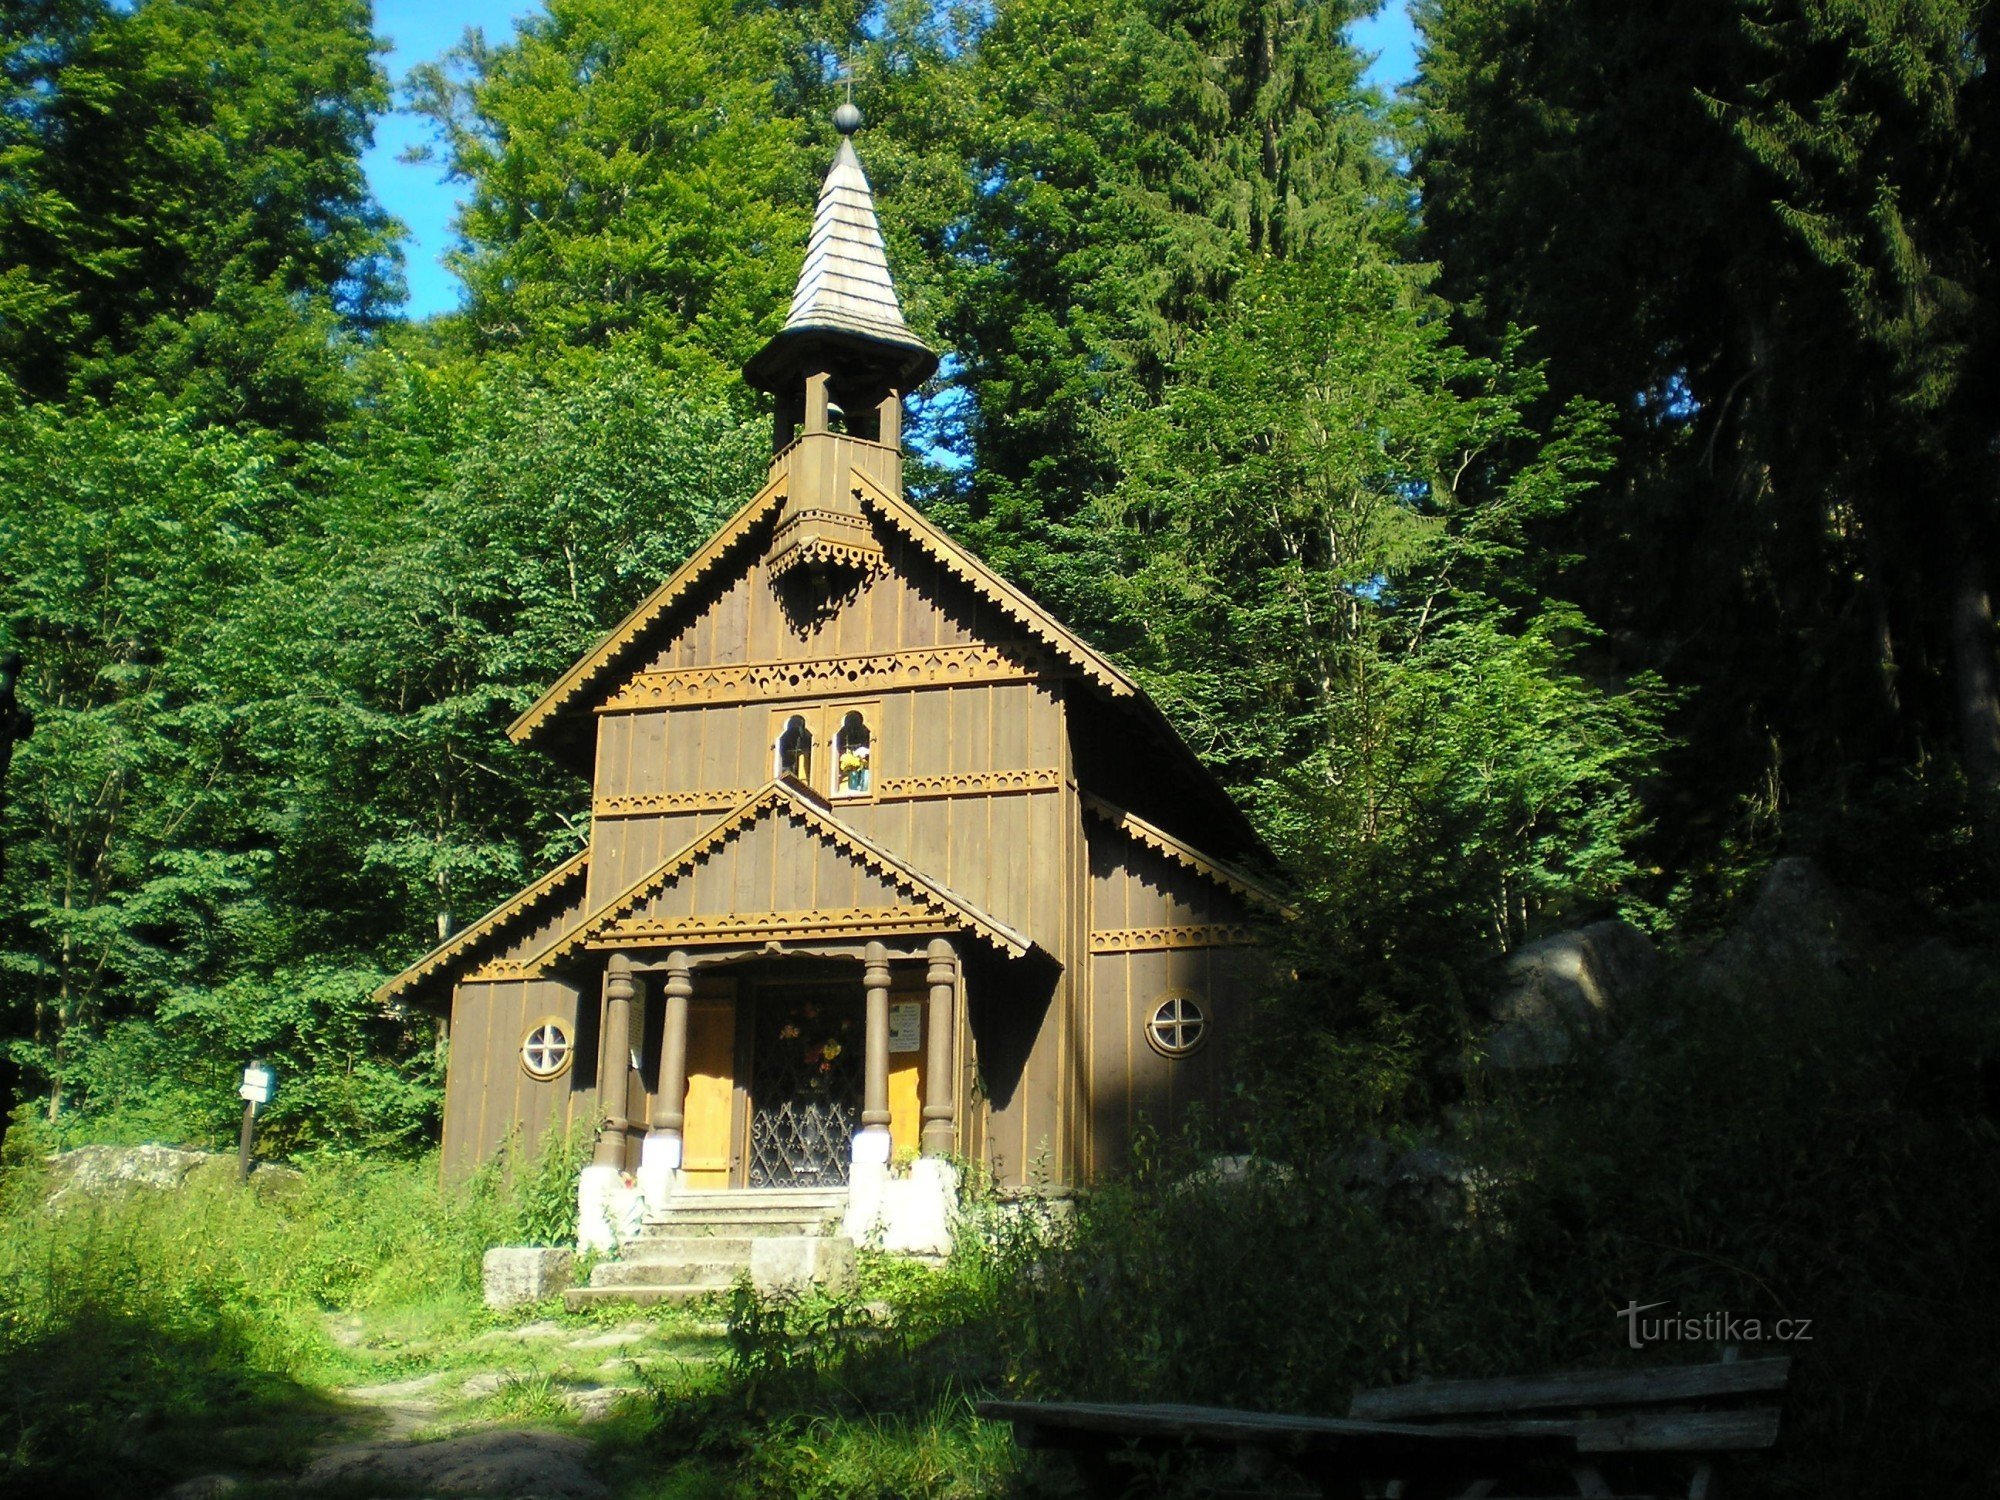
[833,101,863,136]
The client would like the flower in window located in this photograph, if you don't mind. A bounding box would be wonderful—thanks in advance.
[838,742,871,792]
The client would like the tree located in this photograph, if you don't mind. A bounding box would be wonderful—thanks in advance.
[1415,0,2000,877]
[404,0,810,385]
[1102,246,1662,1090]
[911,0,1400,633]
[0,0,401,434]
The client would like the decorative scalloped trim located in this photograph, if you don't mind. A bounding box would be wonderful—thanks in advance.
[597,907,955,946]
[374,848,591,1004]
[519,781,1032,969]
[1090,924,1259,953]
[597,643,1059,713]
[877,768,1062,800]
[594,789,754,819]
[1082,793,1292,915]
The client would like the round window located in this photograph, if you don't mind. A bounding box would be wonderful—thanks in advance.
[520,1017,574,1080]
[1145,992,1208,1058]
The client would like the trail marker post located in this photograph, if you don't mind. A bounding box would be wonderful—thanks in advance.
[237,1060,275,1183]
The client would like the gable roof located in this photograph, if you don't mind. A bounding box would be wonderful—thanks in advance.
[373,848,590,1008]
[1083,794,1294,916]
[504,456,1267,856]
[506,461,1141,746]
[514,780,1037,968]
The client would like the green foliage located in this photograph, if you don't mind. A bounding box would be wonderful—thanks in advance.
[1414,0,2000,838]
[405,0,809,383]
[924,940,2000,1497]
[0,358,763,1139]
[0,1144,538,1494]
[0,0,400,433]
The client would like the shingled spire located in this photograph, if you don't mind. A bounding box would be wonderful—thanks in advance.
[747,109,939,597]
[743,110,937,404]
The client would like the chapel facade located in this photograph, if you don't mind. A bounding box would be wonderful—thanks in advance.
[377,117,1284,1240]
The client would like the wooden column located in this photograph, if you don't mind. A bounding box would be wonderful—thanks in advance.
[922,937,958,1156]
[593,953,638,1167]
[804,370,832,433]
[877,390,902,452]
[650,949,692,1145]
[862,940,892,1133]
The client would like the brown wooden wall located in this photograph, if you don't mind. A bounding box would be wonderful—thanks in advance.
[1078,824,1263,1178]
[442,974,595,1183]
[437,497,1276,1191]
[643,520,1032,673]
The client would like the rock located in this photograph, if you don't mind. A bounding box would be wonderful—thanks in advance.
[475,1317,568,1343]
[45,1144,214,1206]
[457,1370,512,1399]
[484,1247,575,1309]
[565,1324,648,1350]
[561,1385,630,1422]
[748,1233,856,1294]
[340,1373,445,1403]
[1480,919,1658,1069]
[41,1145,300,1209]
[1700,856,1850,988]
[302,1429,609,1498]
[162,1476,239,1499]
[1340,1140,1497,1222]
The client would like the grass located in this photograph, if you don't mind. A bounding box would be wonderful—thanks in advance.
[0,1127,1018,1499]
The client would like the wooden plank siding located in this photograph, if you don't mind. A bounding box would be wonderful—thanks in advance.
[425,487,1276,1190]
[442,975,594,1183]
[1080,822,1264,1179]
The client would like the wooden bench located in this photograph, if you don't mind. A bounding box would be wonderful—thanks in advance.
[1346,1354,1791,1498]
[977,1354,1791,1498]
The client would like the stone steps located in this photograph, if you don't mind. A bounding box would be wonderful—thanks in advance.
[563,1188,855,1309]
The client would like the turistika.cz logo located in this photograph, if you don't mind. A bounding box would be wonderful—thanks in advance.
[1616,1301,1813,1350]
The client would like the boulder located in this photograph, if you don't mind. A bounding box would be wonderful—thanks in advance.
[1479,919,1659,1069]
[1699,856,1850,989]
[482,1246,575,1309]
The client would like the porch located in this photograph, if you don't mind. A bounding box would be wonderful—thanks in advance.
[576,939,965,1255]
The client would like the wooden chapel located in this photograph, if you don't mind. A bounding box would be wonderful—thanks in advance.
[376,113,1286,1216]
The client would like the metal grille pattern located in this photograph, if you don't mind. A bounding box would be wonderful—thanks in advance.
[749,989,864,1187]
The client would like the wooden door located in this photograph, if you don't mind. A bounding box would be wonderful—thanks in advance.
[681,998,737,1189]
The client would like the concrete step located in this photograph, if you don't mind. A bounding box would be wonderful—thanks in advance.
[642,1200,846,1237]
[653,1191,846,1213]
[590,1257,742,1290]
[564,1284,724,1310]
[617,1234,757,1264]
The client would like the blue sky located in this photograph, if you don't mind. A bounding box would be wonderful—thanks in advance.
[365,1,1423,319]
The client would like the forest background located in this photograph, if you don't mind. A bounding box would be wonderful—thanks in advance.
[5,0,1994,1152]
[3,4,1998,1497]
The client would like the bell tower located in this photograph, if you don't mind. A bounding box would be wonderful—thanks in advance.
[743,106,938,593]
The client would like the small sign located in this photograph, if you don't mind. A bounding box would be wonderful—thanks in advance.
[239,1063,275,1106]
[888,1001,922,1053]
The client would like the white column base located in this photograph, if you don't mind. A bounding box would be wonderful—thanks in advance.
[636,1132,682,1215]
[576,1163,645,1254]
[842,1146,958,1258]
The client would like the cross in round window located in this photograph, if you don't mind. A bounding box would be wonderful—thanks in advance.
[521,1017,574,1080]
[1146,993,1208,1058]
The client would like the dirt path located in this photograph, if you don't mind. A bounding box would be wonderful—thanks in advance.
[163,1312,723,1499]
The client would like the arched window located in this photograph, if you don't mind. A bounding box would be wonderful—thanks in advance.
[834,710,872,796]
[775,714,814,784]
